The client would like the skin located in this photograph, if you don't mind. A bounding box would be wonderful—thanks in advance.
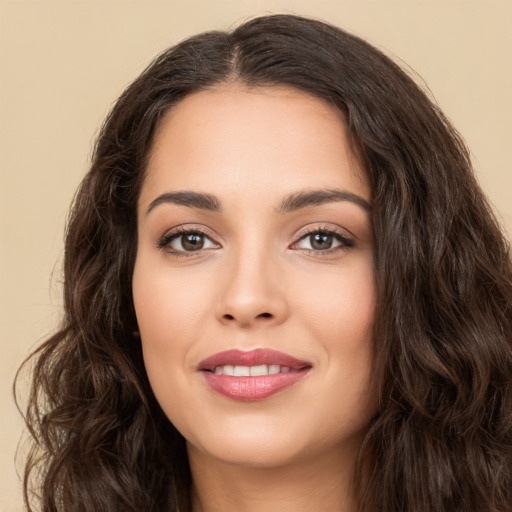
[133,84,376,512]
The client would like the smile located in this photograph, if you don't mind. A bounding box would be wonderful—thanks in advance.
[214,364,292,376]
[198,349,312,401]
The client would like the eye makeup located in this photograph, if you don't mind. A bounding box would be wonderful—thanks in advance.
[157,225,220,257]
[156,222,356,259]
[290,225,355,255]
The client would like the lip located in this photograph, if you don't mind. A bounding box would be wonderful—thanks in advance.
[198,348,311,371]
[198,349,312,401]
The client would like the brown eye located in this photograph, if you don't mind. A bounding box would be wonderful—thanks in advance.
[180,233,205,251]
[310,233,333,250]
[292,229,354,252]
[159,230,219,254]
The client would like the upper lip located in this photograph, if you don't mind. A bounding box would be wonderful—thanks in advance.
[198,349,312,371]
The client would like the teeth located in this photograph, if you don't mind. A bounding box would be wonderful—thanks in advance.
[268,364,280,375]
[250,364,268,376]
[222,365,234,376]
[233,365,250,377]
[213,364,293,376]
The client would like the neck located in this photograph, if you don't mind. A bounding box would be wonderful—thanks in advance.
[188,442,362,512]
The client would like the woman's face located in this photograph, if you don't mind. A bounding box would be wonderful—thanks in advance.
[133,85,376,469]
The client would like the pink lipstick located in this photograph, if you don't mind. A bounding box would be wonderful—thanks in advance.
[198,349,312,401]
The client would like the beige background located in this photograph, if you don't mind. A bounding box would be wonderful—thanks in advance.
[1,0,511,510]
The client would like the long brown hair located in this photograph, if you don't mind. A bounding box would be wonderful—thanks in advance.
[16,14,512,512]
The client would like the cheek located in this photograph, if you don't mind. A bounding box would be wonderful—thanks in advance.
[298,257,375,347]
[133,255,213,345]
[132,256,200,391]
[296,258,376,410]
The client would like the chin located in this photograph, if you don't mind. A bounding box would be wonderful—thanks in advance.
[184,413,307,466]
[184,411,363,470]
[189,437,306,469]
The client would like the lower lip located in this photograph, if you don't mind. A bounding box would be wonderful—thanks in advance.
[202,370,310,401]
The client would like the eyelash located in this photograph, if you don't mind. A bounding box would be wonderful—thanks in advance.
[157,226,216,258]
[292,226,355,255]
[157,225,355,258]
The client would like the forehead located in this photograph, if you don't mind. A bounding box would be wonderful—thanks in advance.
[141,84,370,207]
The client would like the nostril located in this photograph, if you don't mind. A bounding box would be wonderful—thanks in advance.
[221,312,273,322]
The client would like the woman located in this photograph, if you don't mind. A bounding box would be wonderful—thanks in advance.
[17,14,512,512]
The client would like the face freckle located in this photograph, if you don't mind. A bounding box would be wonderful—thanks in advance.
[132,84,376,471]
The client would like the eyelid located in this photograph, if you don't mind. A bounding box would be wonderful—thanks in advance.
[156,223,355,256]
[157,225,221,254]
[289,225,355,252]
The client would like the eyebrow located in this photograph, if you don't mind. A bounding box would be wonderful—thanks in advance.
[146,191,222,215]
[146,188,372,215]
[276,188,372,214]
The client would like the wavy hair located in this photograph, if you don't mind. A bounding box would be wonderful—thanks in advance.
[16,14,512,512]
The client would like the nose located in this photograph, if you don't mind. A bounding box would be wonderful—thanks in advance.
[215,247,289,329]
